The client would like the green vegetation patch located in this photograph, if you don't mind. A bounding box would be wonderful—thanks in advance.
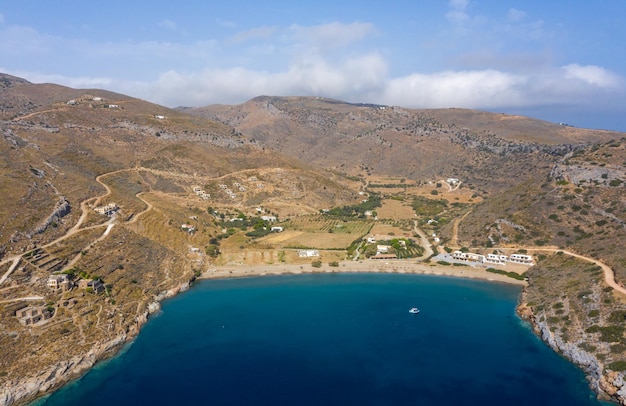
[411,196,448,217]
[486,267,526,281]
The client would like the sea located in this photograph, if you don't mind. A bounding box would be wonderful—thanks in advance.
[34,273,609,406]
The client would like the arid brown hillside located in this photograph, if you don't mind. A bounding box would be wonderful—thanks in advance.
[0,78,357,258]
[450,137,626,281]
[187,96,624,195]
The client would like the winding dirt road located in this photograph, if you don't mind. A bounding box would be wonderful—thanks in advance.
[524,248,626,296]
[1,167,623,301]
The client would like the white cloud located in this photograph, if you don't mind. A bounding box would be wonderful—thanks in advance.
[446,0,470,24]
[1,69,117,89]
[1,19,623,124]
[133,51,387,106]
[9,59,623,116]
[381,70,526,109]
[562,64,623,88]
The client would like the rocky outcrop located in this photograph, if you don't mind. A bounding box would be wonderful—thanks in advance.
[518,301,626,405]
[33,197,70,235]
[0,279,195,406]
[0,334,127,406]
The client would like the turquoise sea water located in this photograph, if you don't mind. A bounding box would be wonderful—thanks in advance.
[36,273,606,405]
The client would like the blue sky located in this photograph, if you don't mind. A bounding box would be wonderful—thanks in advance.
[2,1,625,131]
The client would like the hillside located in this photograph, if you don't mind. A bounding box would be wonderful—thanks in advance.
[1,77,626,404]
[437,136,626,399]
[189,96,623,195]
[0,77,361,405]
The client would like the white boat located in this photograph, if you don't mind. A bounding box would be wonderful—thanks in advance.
[409,307,420,314]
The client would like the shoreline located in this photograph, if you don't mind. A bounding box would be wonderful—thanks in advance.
[198,259,528,286]
[5,260,524,406]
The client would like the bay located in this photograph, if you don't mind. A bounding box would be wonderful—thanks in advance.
[36,273,605,405]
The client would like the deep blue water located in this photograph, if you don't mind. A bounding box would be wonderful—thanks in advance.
[36,273,606,405]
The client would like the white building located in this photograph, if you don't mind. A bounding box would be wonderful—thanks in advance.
[94,203,118,215]
[47,274,71,292]
[509,253,534,265]
[452,251,485,263]
[485,254,507,265]
[298,249,320,258]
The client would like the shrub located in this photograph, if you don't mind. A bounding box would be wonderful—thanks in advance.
[608,361,626,371]
[311,260,322,268]
[609,179,623,187]
[485,268,526,281]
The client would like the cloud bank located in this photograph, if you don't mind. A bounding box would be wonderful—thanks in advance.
[1,12,624,128]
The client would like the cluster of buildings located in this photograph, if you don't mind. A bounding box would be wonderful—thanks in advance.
[191,186,210,200]
[248,176,264,189]
[15,274,106,326]
[46,274,105,294]
[218,184,238,199]
[67,96,121,109]
[451,251,534,266]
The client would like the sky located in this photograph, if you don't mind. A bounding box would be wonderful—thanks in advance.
[1,1,626,131]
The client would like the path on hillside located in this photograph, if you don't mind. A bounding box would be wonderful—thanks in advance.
[0,257,22,286]
[438,179,461,192]
[0,168,132,287]
[523,248,626,296]
[0,296,44,303]
[11,108,68,122]
[413,221,433,260]
[450,209,472,248]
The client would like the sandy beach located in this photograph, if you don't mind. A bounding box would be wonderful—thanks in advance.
[199,259,528,286]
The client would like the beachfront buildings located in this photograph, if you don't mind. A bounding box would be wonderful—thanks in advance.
[453,251,534,266]
[508,253,534,265]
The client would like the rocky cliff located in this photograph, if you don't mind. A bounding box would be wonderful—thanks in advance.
[0,334,127,406]
[518,301,626,404]
[0,280,193,406]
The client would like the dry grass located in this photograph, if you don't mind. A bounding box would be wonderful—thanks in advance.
[376,199,415,220]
